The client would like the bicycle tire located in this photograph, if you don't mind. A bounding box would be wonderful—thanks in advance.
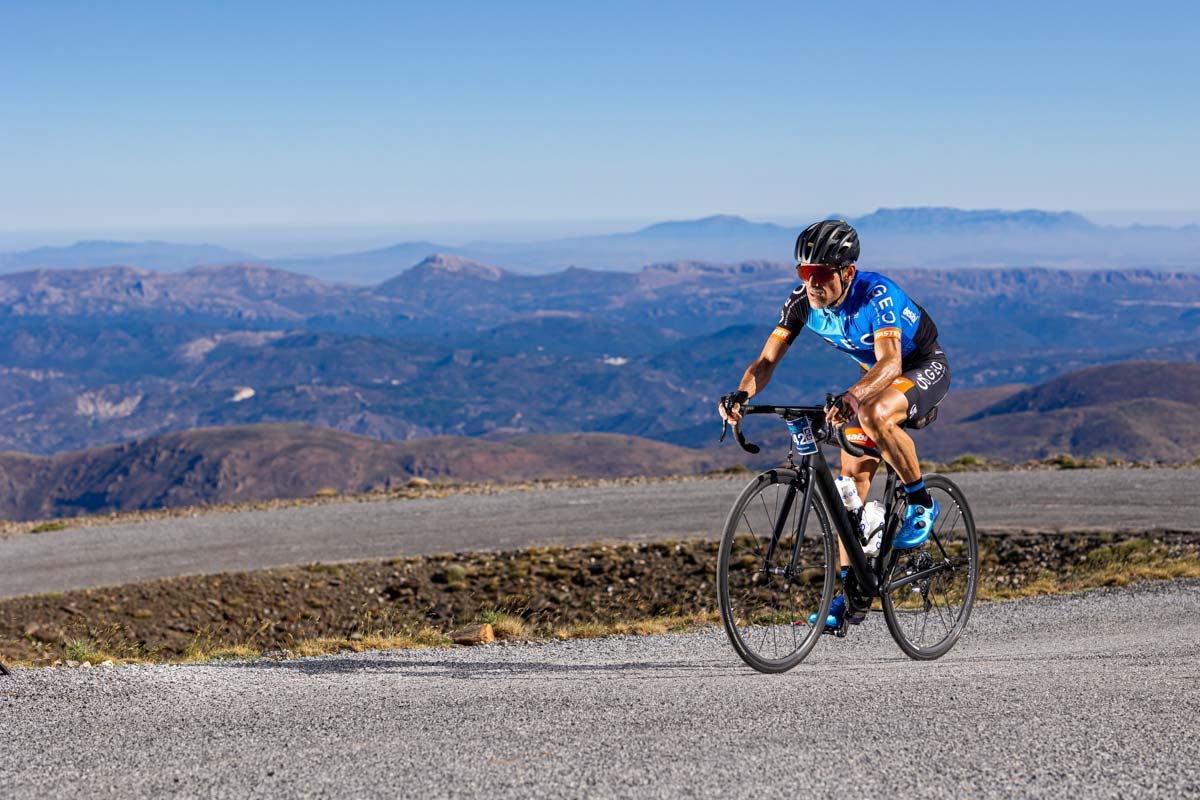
[716,468,837,673]
[880,474,979,660]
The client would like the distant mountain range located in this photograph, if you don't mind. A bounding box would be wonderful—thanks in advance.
[0,257,1197,457]
[3,208,1198,282]
[1,361,1196,521]
[0,240,253,273]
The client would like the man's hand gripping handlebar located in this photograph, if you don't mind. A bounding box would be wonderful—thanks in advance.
[718,390,760,454]
[717,392,862,457]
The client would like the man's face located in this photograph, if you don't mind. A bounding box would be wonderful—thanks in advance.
[800,263,854,309]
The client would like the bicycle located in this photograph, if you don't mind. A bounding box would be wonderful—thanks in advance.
[715,396,978,673]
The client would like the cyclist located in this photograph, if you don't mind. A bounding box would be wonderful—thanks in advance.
[718,219,950,631]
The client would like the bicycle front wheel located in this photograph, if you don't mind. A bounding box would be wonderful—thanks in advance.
[716,468,837,673]
[881,474,978,660]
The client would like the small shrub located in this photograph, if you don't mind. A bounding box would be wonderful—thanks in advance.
[31,521,69,534]
[480,609,532,639]
[61,623,153,665]
[433,564,468,584]
[948,454,987,470]
[1045,453,1082,469]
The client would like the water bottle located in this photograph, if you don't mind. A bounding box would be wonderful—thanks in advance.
[834,476,863,512]
[860,500,885,556]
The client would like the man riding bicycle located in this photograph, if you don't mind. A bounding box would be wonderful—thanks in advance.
[718,219,950,631]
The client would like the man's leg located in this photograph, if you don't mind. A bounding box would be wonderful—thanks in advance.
[855,388,920,484]
[857,388,938,547]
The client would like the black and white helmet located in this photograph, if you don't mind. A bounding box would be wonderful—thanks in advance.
[794,220,860,266]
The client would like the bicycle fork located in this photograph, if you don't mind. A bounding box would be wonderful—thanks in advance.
[760,466,817,578]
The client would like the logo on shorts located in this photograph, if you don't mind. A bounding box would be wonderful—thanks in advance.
[915,361,947,390]
[908,404,919,419]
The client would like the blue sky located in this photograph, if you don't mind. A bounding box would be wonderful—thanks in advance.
[2,0,1198,243]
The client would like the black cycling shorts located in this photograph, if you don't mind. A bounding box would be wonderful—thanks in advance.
[844,347,950,452]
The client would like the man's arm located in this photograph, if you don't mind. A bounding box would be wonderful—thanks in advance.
[720,334,790,422]
[848,335,903,403]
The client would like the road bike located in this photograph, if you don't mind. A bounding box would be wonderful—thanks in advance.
[715,396,978,673]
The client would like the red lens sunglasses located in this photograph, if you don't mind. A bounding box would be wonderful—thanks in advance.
[797,264,844,284]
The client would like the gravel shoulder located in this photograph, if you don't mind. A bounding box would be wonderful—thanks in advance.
[2,580,1198,799]
[3,468,1199,600]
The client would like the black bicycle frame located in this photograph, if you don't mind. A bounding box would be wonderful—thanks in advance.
[726,402,912,598]
[797,447,882,595]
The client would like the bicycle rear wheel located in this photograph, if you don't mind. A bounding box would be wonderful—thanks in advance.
[716,468,837,673]
[881,474,978,660]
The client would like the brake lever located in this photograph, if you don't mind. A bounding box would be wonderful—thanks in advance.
[719,417,760,453]
[734,424,760,454]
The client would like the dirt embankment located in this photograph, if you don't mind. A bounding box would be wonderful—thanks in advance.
[2,531,1197,666]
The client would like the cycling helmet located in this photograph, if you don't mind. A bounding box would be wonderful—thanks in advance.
[794,220,860,266]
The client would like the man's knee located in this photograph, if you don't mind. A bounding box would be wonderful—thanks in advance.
[857,398,892,434]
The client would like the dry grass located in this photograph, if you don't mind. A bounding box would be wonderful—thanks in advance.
[480,609,533,640]
[61,623,156,665]
[293,627,449,657]
[979,539,1200,601]
[551,611,718,641]
[179,629,263,663]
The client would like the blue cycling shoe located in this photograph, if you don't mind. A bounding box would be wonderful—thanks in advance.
[805,593,871,629]
[805,593,846,628]
[894,499,940,549]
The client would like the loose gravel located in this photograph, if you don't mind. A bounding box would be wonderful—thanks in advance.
[1,580,1197,799]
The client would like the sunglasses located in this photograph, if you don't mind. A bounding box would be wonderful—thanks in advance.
[797,264,845,284]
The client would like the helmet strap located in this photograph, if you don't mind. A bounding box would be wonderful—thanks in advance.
[831,265,855,307]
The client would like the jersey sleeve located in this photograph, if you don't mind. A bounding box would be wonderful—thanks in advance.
[772,287,809,344]
[866,280,903,342]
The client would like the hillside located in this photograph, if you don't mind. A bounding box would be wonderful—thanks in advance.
[1,361,1196,521]
[914,362,1200,462]
[0,425,735,521]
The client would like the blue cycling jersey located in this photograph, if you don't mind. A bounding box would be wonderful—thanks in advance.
[773,270,939,367]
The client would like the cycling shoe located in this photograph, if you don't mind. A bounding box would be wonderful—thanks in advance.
[803,594,865,630]
[894,499,940,549]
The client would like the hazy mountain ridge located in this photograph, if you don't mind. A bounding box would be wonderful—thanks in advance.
[10,208,1196,282]
[0,240,253,272]
[275,209,1200,278]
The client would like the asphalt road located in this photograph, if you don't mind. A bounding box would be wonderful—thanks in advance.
[2,580,1197,798]
[2,469,1199,599]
